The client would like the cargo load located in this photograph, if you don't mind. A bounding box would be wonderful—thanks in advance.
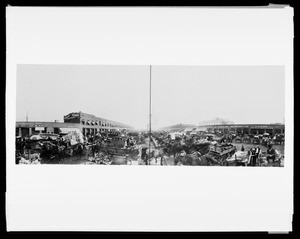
[59,128,84,145]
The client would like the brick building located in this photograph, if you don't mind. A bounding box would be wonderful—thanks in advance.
[63,111,133,136]
[16,111,133,137]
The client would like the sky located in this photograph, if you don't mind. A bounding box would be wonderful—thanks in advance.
[16,65,285,130]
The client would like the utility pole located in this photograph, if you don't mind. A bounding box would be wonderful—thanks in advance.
[148,65,152,165]
[26,111,28,122]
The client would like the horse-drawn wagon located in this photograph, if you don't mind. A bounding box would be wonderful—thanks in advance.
[242,135,251,144]
[252,135,261,144]
[207,143,236,165]
[272,134,284,145]
[233,136,243,143]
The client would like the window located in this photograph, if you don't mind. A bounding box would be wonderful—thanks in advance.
[54,128,59,134]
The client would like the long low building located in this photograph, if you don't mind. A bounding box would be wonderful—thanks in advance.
[16,121,81,137]
[16,111,134,137]
[198,124,285,135]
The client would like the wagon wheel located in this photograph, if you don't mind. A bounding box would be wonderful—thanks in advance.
[87,148,94,157]
[100,149,109,155]
[222,154,228,166]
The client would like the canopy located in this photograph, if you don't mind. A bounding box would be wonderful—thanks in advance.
[30,135,42,141]
[184,128,194,132]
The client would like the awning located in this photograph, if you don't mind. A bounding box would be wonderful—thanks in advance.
[59,128,80,134]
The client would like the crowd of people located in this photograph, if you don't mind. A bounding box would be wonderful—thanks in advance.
[15,128,283,166]
[147,130,283,166]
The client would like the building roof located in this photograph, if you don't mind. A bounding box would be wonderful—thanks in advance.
[160,123,197,131]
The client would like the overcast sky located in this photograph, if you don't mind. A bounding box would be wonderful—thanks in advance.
[16,65,284,130]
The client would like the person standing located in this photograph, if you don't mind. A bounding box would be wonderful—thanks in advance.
[123,138,127,148]
[126,137,130,148]
[251,146,260,166]
[141,147,148,164]
[266,144,276,163]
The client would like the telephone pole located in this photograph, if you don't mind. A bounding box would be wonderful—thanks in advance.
[148,65,152,165]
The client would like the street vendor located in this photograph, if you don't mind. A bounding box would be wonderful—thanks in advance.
[266,144,276,163]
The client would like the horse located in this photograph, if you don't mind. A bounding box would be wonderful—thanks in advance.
[252,136,261,144]
[161,142,186,158]
[261,138,270,146]
[144,147,165,165]
[234,136,243,143]
[242,135,251,144]
[273,134,284,145]
[174,152,214,166]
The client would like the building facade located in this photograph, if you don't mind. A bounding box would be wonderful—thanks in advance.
[16,111,133,137]
[63,112,133,136]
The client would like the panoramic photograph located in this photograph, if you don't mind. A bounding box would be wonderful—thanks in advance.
[15,65,285,166]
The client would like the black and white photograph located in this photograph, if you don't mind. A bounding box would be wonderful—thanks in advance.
[6,6,293,232]
[15,65,285,167]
